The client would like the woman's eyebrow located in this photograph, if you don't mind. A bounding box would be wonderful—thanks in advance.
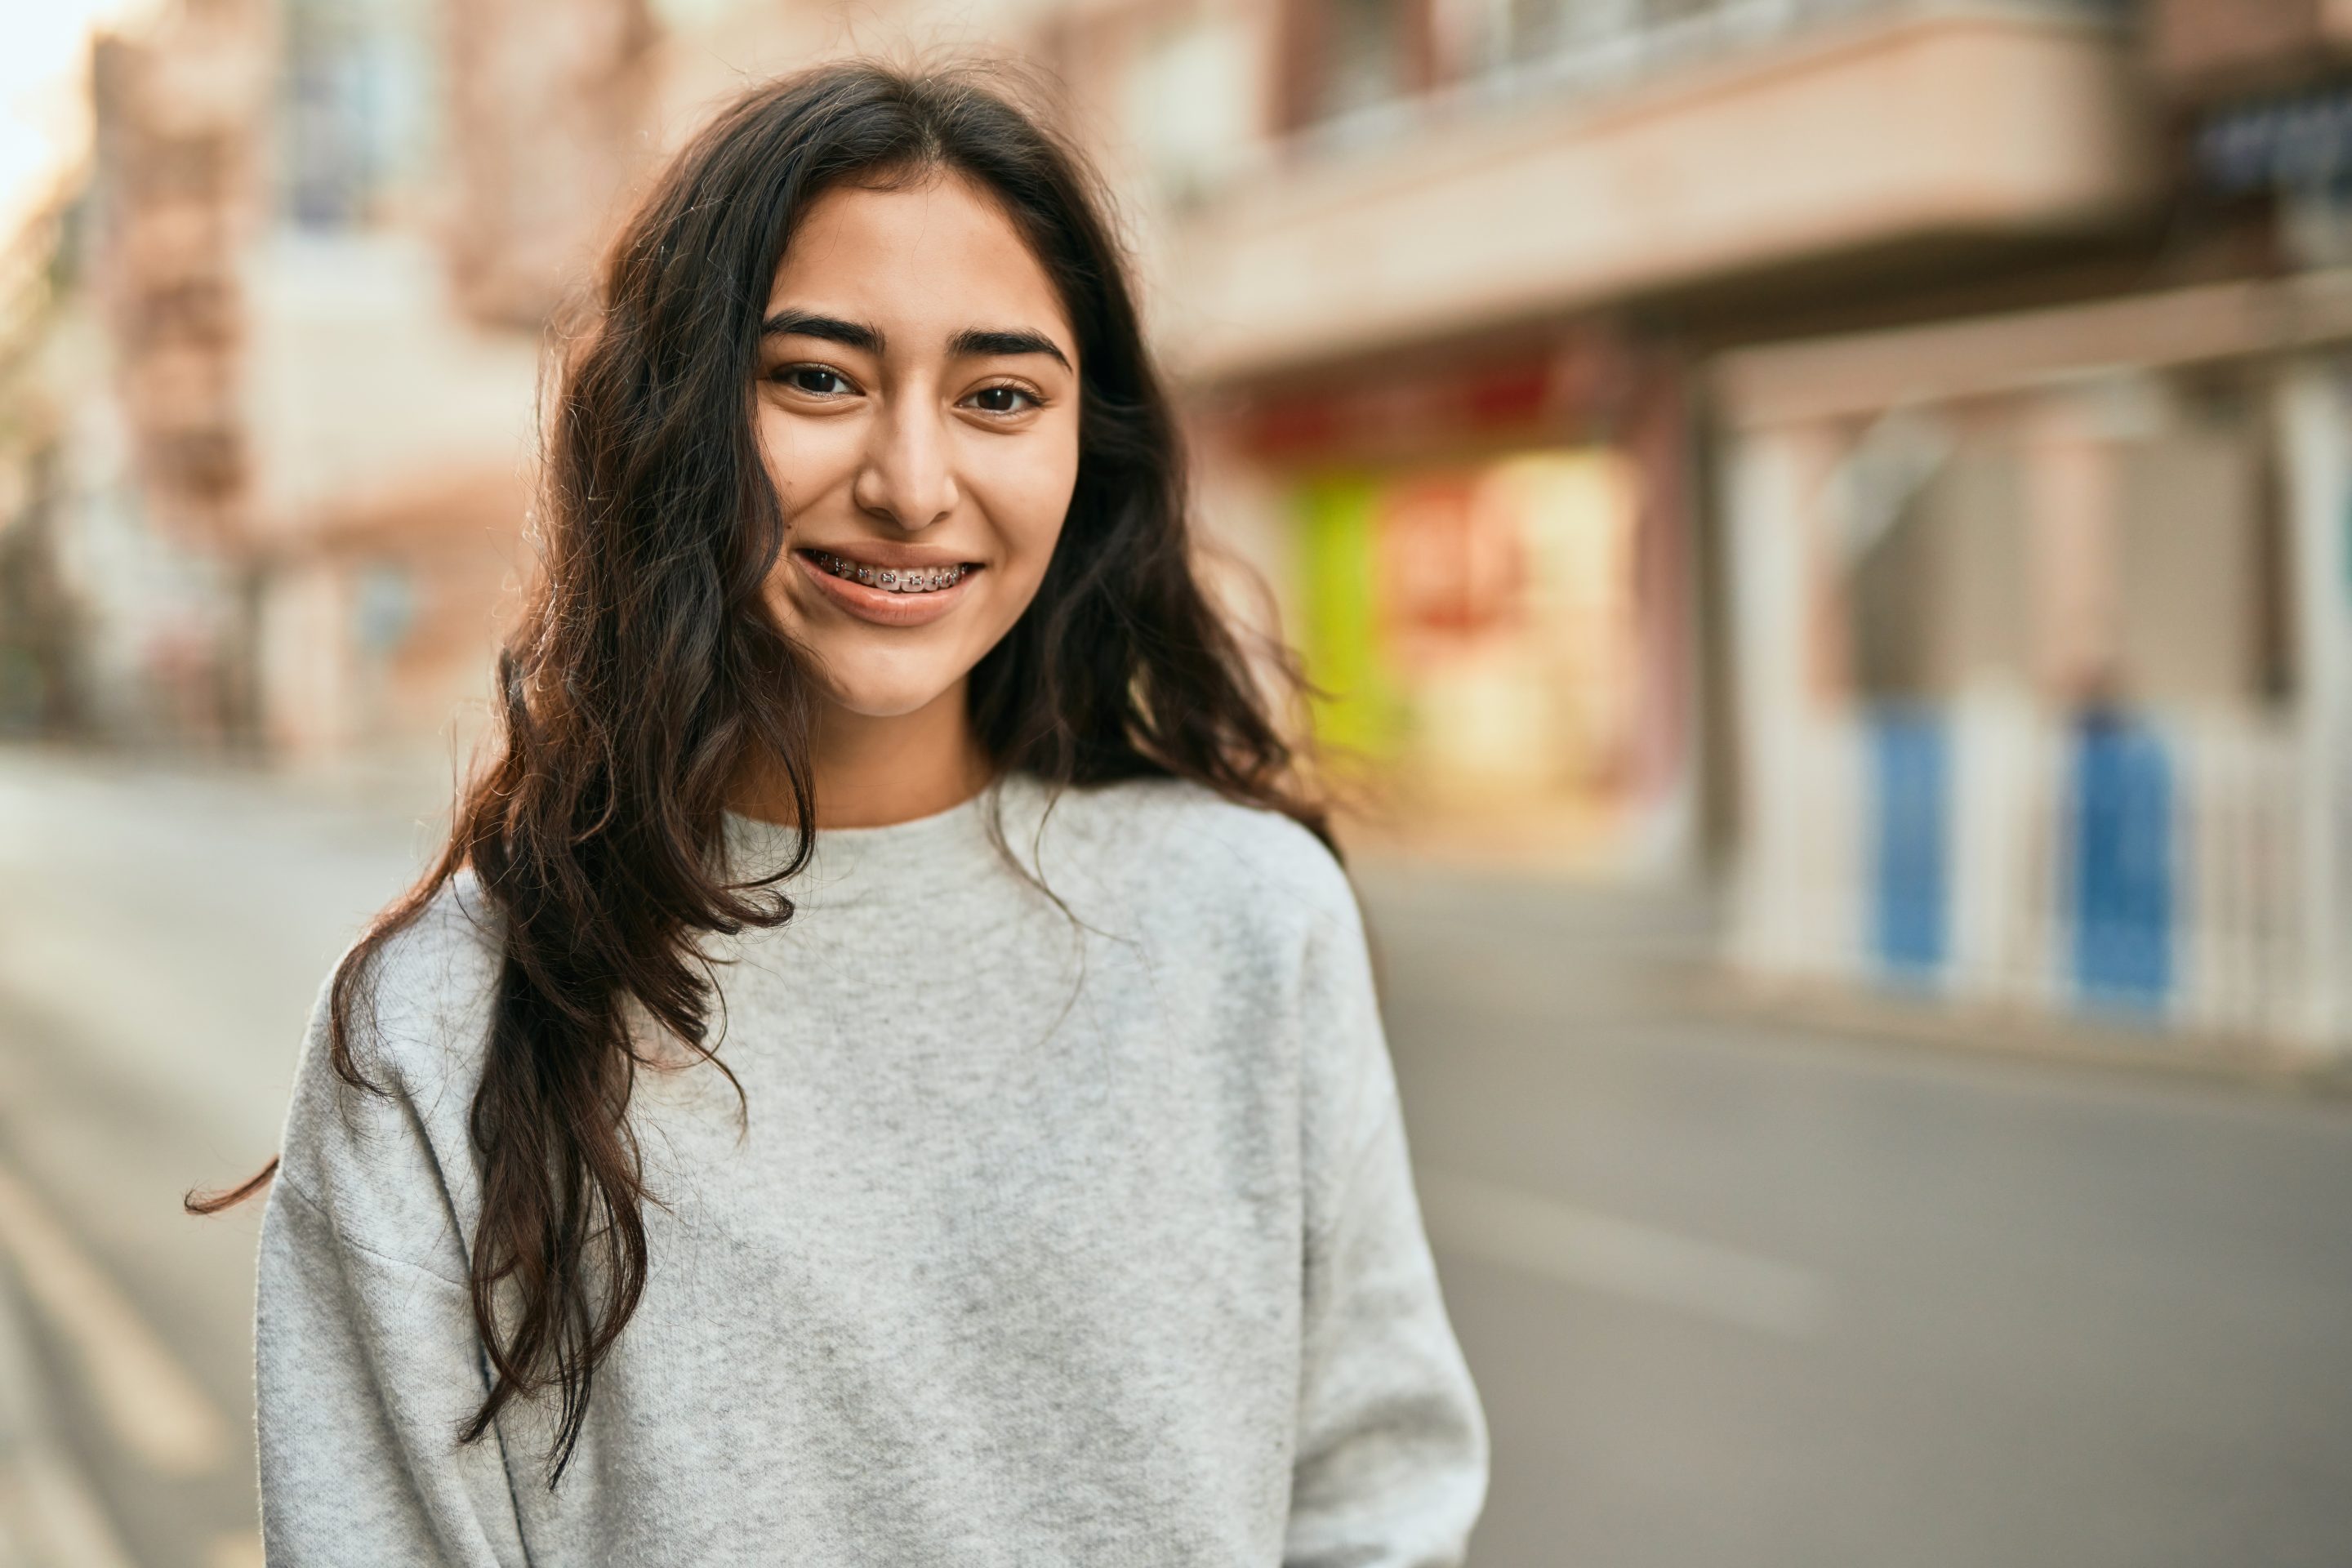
[760,312,1070,371]
[951,327,1071,371]
[760,310,884,354]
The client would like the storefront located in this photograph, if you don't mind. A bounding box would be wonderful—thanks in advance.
[1717,274,2352,1051]
[1208,327,1701,875]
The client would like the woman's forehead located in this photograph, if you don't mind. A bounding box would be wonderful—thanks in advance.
[765,174,1074,358]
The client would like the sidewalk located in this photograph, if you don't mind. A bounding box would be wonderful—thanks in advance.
[1352,845,2352,1099]
[1691,970,2352,1101]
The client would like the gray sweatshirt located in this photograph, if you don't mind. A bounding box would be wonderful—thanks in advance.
[254,771,1489,1566]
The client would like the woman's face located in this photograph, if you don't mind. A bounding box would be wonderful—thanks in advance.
[754,172,1082,719]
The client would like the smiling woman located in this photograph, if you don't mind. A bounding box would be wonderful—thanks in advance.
[198,61,1489,1568]
[746,174,1083,770]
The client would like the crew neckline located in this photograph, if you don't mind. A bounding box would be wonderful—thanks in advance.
[720,772,1041,909]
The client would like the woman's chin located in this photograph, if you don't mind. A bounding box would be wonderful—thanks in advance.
[815,673,964,723]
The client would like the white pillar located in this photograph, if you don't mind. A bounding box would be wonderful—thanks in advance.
[2277,360,2352,1057]
[1725,425,1855,981]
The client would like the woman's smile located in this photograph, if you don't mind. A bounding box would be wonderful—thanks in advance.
[792,546,986,627]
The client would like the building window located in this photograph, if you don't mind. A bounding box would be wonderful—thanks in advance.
[278,0,438,230]
[1499,0,1628,63]
[1123,13,1263,205]
[1281,0,1433,131]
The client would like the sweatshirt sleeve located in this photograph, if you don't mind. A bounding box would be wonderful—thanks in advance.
[1285,884,1491,1568]
[256,947,530,1567]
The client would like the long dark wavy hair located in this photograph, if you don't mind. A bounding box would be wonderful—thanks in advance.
[189,61,1327,1485]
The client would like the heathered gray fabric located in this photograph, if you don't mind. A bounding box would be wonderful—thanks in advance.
[254,770,1489,1566]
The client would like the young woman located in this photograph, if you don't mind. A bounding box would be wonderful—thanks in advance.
[220,62,1488,1565]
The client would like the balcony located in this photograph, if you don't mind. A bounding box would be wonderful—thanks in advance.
[1156,2,2154,379]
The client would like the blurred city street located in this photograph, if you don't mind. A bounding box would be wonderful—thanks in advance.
[2,745,2349,1567]
[11,2,2352,1558]
[0,747,445,1568]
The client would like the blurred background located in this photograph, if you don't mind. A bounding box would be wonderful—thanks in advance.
[2,0,2352,1563]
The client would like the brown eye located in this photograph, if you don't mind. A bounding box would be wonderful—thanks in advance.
[781,366,851,395]
[968,385,1037,415]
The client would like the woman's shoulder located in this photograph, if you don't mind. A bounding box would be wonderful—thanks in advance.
[368,861,502,990]
[274,866,504,1248]
[1033,773,1357,936]
[307,866,506,1099]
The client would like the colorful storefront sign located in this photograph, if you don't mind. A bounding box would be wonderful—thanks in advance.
[1294,448,1645,843]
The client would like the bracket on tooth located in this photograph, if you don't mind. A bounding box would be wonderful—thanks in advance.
[817,555,963,592]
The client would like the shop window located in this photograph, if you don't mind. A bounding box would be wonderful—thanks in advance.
[2092,368,2286,709]
[1843,429,2032,702]
[1297,448,1645,813]
[1842,372,2292,711]
[2113,427,2264,704]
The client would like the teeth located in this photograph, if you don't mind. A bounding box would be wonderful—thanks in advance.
[813,553,965,594]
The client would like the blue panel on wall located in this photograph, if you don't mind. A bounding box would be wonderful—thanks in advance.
[2069,714,2174,1010]
[1870,706,1949,978]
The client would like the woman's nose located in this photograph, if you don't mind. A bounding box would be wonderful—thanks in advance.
[852,399,959,532]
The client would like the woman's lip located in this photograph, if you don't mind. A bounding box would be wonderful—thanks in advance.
[791,549,980,628]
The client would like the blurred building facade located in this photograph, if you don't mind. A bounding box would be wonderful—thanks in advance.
[1719,0,2352,1049]
[9,0,2352,1053]
[0,1,271,746]
[0,0,648,761]
[1027,0,2352,1053]
[1036,0,2149,880]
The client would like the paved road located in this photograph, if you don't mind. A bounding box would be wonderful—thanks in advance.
[1360,868,2352,1567]
[0,748,454,1568]
[2,746,2349,1566]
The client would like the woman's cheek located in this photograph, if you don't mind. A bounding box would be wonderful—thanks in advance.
[757,408,862,517]
[982,428,1080,557]
[968,478,1067,585]
[754,413,798,518]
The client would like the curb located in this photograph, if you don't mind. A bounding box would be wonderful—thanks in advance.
[1676,967,2352,1102]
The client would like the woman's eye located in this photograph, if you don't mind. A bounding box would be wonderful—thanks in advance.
[781,366,851,396]
[967,385,1038,416]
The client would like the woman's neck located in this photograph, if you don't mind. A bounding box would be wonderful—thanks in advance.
[733,681,992,830]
